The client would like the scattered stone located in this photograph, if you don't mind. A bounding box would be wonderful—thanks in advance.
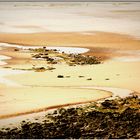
[47,67,56,70]
[101,99,118,109]
[57,75,64,78]
[79,76,84,78]
[14,48,19,51]
[69,54,101,65]
[105,78,110,80]
[33,54,41,59]
[34,67,46,72]
[31,47,101,67]
[87,78,92,80]
[68,63,76,66]
[51,61,57,64]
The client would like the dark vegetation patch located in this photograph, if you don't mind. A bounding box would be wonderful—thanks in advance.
[0,95,140,139]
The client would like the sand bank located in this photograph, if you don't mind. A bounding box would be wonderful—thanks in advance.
[0,87,112,119]
[0,60,139,119]
[0,32,140,50]
[0,31,140,121]
[6,61,140,92]
[0,41,140,120]
[0,1,140,127]
[0,85,132,128]
[0,45,110,120]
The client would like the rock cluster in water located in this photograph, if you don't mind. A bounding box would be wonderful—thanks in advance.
[30,47,101,65]
[0,95,139,139]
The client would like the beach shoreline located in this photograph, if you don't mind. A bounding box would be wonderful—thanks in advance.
[0,1,140,121]
[1,39,140,119]
[0,2,140,138]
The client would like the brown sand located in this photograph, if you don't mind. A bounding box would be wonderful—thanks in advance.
[0,32,140,49]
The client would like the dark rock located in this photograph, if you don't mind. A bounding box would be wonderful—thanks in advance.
[87,78,92,80]
[1,96,139,139]
[14,48,19,51]
[33,54,41,59]
[101,100,118,109]
[78,76,84,78]
[105,78,110,80]
[57,75,64,78]
[34,67,46,72]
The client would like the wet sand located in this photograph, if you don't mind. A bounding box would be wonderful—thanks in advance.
[0,2,140,126]
[0,32,140,50]
[0,31,140,121]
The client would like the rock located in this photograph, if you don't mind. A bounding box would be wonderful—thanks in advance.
[79,76,84,78]
[87,78,92,80]
[33,54,41,59]
[0,96,140,139]
[57,75,64,78]
[105,78,110,80]
[51,61,57,64]
[42,56,49,59]
[14,48,19,51]
[34,67,46,72]
[47,67,56,70]
[68,63,75,66]
[101,100,118,109]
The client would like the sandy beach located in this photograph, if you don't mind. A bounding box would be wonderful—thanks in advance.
[0,2,140,126]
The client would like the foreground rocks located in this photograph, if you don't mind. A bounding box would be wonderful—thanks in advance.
[0,95,140,139]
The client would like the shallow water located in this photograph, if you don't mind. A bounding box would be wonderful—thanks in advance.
[81,86,133,99]
[0,53,26,86]
[0,55,11,66]
[0,42,89,54]
[0,69,26,86]
[0,85,133,128]
[0,2,140,38]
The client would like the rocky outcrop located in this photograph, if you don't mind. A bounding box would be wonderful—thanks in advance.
[0,96,139,139]
[31,47,101,66]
